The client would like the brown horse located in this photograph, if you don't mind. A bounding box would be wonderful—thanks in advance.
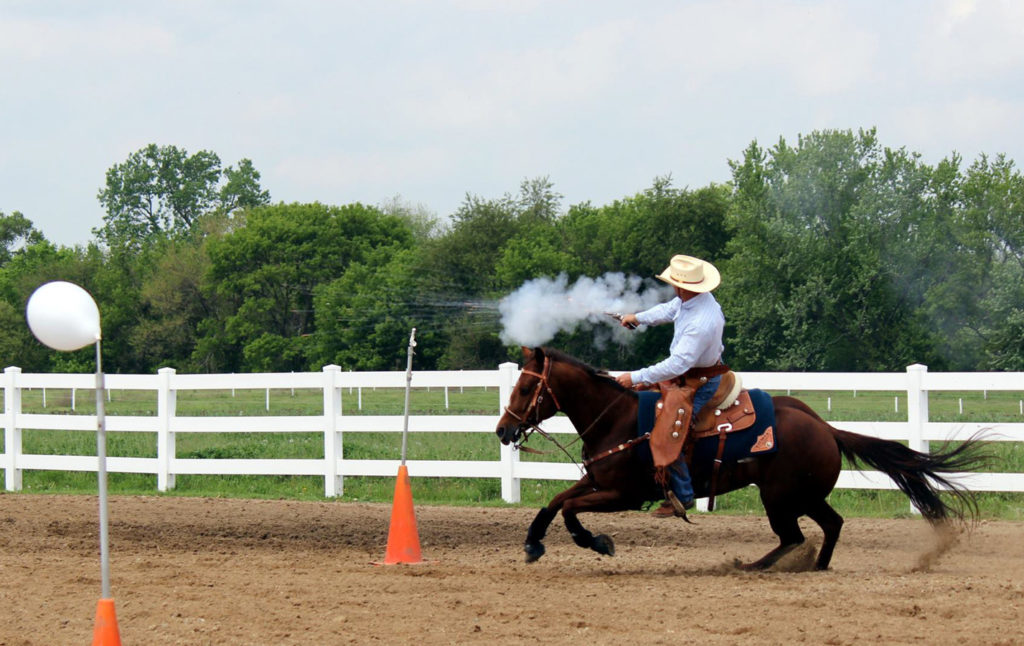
[495,347,987,570]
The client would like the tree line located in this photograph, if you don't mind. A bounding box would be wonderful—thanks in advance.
[1,129,1022,374]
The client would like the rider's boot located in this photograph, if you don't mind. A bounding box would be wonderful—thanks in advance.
[652,460,695,518]
[651,497,694,518]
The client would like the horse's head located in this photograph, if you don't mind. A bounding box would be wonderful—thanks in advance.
[495,347,563,445]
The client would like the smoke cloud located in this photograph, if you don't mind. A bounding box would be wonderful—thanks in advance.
[499,273,672,348]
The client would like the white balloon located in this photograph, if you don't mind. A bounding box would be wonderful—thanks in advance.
[26,281,102,351]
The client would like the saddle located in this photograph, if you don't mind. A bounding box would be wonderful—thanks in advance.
[693,373,756,437]
[649,367,748,470]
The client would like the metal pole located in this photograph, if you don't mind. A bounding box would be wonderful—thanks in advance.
[95,340,111,599]
[401,328,417,465]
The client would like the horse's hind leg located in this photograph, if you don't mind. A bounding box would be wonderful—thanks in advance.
[805,498,843,570]
[561,490,633,557]
[742,504,805,571]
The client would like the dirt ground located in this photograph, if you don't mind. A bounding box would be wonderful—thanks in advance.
[1,494,1022,645]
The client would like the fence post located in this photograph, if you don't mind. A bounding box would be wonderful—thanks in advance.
[322,365,342,497]
[157,367,177,491]
[4,367,23,491]
[498,361,521,503]
[906,364,929,454]
[905,363,929,515]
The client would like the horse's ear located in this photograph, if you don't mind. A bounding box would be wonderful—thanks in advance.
[521,346,544,362]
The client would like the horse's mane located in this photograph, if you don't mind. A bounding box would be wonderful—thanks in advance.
[539,347,633,394]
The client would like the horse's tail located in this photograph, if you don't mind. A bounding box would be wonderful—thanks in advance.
[829,427,989,524]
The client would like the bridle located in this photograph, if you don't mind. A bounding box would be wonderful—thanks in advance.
[503,354,563,449]
[503,354,632,467]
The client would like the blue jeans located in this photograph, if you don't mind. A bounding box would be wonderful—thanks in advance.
[668,375,721,504]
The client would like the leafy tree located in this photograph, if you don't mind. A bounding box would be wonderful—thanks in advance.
[204,202,413,372]
[424,194,522,296]
[96,144,269,249]
[874,153,991,370]
[556,177,730,280]
[964,155,1024,369]
[614,177,730,277]
[377,196,443,242]
[422,177,562,298]
[516,176,562,225]
[128,236,216,371]
[312,248,452,370]
[219,158,272,214]
[309,180,565,371]
[0,211,44,265]
[980,262,1024,370]
[722,129,934,371]
[0,299,43,369]
[493,222,577,289]
[435,310,511,369]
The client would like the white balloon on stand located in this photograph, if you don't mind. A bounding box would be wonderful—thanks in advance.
[25,281,101,350]
[24,280,118,637]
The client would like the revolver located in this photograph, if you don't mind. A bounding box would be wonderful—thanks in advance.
[605,312,637,330]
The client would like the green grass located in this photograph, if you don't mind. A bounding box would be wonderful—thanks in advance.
[14,385,500,416]
[3,386,1023,520]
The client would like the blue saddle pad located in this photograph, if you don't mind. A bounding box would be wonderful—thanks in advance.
[636,389,778,465]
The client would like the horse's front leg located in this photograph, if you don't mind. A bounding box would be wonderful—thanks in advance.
[562,489,634,557]
[524,480,597,563]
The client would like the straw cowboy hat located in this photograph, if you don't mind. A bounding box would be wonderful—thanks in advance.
[656,255,721,292]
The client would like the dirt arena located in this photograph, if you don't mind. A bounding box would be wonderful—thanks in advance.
[1,494,1022,645]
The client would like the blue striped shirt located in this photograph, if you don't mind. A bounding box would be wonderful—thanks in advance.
[629,291,725,385]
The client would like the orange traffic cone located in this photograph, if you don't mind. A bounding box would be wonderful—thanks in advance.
[382,465,422,564]
[91,598,121,646]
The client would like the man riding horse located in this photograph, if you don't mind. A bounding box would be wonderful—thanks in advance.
[615,254,726,518]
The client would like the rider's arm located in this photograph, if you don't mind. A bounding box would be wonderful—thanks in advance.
[630,329,701,385]
[635,299,678,327]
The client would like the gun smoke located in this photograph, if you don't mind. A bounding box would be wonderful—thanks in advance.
[499,273,672,348]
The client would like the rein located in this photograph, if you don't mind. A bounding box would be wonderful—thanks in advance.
[582,432,650,468]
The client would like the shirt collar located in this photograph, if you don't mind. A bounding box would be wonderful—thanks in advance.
[679,291,708,309]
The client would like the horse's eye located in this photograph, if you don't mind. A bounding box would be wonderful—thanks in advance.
[518,385,531,396]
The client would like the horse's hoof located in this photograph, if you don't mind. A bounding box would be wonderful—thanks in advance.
[592,534,615,557]
[524,541,545,563]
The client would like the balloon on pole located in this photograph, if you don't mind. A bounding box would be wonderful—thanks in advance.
[25,281,120,645]
[26,281,101,350]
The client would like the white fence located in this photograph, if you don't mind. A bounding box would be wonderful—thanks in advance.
[3,363,1024,504]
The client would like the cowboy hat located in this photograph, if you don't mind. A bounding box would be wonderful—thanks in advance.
[656,255,721,292]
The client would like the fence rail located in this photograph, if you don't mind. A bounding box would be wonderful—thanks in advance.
[3,363,1024,504]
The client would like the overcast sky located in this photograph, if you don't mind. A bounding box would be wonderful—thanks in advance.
[2,0,1022,247]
